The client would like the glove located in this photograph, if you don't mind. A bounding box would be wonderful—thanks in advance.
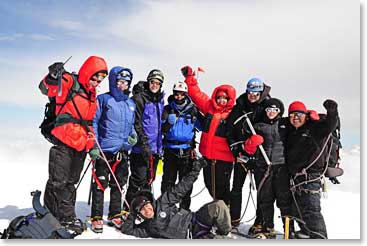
[307,110,320,121]
[329,177,340,184]
[181,66,195,77]
[192,157,208,173]
[168,114,177,125]
[323,99,338,113]
[48,62,64,79]
[141,144,152,163]
[89,147,100,161]
[243,134,264,155]
[244,157,256,171]
[128,133,138,146]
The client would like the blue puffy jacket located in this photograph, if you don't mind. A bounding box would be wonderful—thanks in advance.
[162,95,200,149]
[93,66,137,154]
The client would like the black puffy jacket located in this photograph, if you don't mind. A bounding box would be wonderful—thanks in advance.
[120,167,201,238]
[286,109,338,175]
[226,85,271,152]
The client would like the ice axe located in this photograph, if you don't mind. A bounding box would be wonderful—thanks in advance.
[57,56,72,96]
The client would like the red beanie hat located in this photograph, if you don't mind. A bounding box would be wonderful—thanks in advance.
[288,101,307,114]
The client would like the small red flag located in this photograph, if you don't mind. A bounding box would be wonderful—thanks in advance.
[197,67,205,72]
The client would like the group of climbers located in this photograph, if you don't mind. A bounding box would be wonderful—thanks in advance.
[38,57,341,239]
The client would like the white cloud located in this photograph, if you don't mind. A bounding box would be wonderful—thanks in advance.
[0,33,24,41]
[29,34,54,41]
[50,19,84,31]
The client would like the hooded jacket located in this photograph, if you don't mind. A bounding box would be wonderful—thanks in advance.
[92,66,137,154]
[41,56,108,151]
[184,76,236,162]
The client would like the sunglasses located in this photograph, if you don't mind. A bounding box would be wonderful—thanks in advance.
[150,80,162,86]
[248,91,261,96]
[265,107,280,113]
[216,96,229,100]
[117,80,129,86]
[174,91,185,97]
[91,72,107,83]
[289,112,306,118]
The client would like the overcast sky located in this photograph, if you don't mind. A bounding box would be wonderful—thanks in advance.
[0,0,360,148]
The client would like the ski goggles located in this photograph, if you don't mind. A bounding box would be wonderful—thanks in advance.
[91,72,107,83]
[248,91,261,96]
[289,112,306,118]
[265,107,280,113]
[116,80,130,86]
[117,70,132,82]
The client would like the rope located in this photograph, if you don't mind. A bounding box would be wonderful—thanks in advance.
[88,132,130,210]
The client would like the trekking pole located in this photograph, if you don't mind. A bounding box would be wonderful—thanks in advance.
[87,174,93,206]
[57,56,72,96]
[76,160,92,190]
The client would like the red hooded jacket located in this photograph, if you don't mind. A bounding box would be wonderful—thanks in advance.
[41,56,108,151]
[185,75,236,162]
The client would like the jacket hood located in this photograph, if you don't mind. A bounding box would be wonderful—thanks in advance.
[78,56,108,92]
[210,84,236,112]
[108,66,132,101]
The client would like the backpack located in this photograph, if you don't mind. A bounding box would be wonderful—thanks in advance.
[39,73,86,144]
[0,190,73,239]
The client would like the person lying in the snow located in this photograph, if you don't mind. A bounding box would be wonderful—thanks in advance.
[120,158,233,239]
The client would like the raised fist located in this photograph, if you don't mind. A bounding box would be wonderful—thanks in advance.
[181,66,194,77]
[323,99,338,113]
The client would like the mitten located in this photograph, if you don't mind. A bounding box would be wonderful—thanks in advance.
[243,134,264,155]
[168,114,177,125]
[323,99,338,113]
[89,147,100,161]
[48,62,64,79]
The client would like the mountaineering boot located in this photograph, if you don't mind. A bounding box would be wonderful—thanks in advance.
[107,211,129,229]
[295,230,311,239]
[261,227,276,239]
[248,224,263,235]
[91,218,103,233]
[60,217,86,236]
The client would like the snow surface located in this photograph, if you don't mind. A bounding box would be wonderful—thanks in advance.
[0,138,361,242]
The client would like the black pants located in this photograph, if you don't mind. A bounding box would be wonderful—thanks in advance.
[44,145,86,221]
[192,200,232,238]
[291,176,327,239]
[91,152,129,219]
[255,164,292,229]
[125,153,159,209]
[161,148,193,210]
[230,162,263,226]
[202,158,233,205]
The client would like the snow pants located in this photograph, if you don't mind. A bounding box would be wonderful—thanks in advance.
[125,153,159,209]
[229,161,263,226]
[91,151,129,219]
[192,200,232,238]
[203,158,233,205]
[161,148,193,210]
[291,174,328,239]
[255,164,293,230]
[44,145,86,221]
